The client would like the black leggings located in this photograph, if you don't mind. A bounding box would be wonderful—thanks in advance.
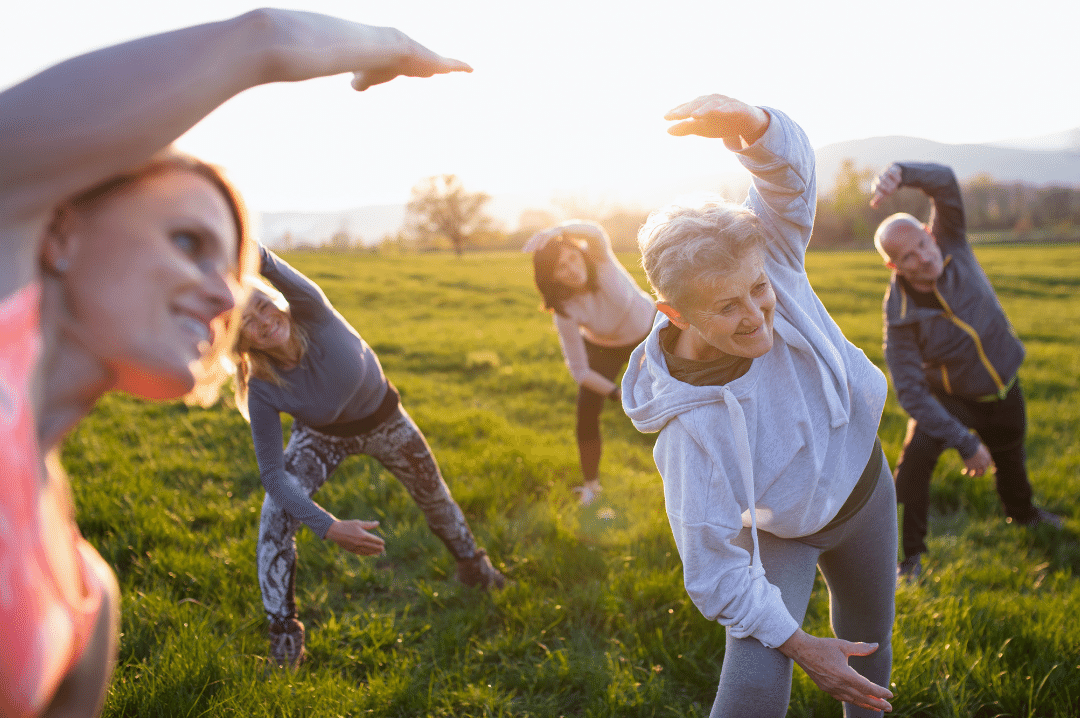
[894,380,1033,559]
[576,338,639,482]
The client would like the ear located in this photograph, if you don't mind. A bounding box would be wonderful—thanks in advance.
[40,205,81,274]
[922,223,939,245]
[656,301,691,330]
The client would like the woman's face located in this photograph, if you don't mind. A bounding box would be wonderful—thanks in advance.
[552,244,589,291]
[240,292,292,351]
[53,169,240,399]
[681,246,776,360]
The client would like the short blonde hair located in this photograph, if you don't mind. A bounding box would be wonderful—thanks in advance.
[638,196,765,313]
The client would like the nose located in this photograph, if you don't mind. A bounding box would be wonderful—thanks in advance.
[745,297,766,324]
[204,269,237,318]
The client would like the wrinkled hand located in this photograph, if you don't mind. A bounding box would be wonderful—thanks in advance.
[779,630,893,712]
[870,163,903,208]
[325,519,385,555]
[664,94,770,145]
[962,443,994,477]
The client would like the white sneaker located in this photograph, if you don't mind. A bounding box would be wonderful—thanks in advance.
[573,482,602,506]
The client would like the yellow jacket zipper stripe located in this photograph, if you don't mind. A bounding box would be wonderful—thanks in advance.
[934,289,1006,393]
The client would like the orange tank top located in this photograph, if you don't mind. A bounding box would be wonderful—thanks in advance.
[0,283,104,717]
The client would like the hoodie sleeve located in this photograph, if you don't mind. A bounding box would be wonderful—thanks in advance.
[655,423,800,649]
[247,386,336,538]
[732,108,817,273]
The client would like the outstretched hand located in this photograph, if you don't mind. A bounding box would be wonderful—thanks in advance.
[779,630,894,712]
[326,519,385,555]
[349,26,472,91]
[522,221,602,253]
[665,94,770,145]
[870,163,903,208]
[270,11,471,91]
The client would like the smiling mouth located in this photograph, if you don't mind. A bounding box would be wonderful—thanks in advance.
[178,315,211,344]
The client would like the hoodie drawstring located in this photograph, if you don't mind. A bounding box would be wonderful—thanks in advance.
[721,387,767,581]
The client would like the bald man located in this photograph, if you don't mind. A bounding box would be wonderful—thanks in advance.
[870,162,1062,580]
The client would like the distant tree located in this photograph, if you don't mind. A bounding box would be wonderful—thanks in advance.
[518,208,558,234]
[329,223,356,252]
[600,210,650,252]
[830,159,875,245]
[405,174,493,256]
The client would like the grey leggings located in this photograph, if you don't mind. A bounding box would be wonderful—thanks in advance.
[711,455,897,718]
[258,406,477,620]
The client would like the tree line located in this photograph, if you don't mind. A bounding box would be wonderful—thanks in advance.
[300,166,1080,254]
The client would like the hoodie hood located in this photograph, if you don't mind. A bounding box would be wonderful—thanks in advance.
[622,309,850,436]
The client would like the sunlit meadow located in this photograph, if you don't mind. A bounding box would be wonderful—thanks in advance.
[66,244,1079,717]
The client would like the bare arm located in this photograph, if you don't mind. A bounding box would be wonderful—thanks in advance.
[0,8,470,298]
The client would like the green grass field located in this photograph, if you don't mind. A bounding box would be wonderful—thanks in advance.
[66,245,1080,717]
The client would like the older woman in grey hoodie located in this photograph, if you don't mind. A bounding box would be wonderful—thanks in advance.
[622,95,897,717]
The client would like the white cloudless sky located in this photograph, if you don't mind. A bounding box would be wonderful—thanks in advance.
[3,0,1078,213]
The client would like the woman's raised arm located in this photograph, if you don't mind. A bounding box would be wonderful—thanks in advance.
[0,8,470,297]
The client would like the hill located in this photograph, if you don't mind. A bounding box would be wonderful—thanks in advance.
[256,127,1080,247]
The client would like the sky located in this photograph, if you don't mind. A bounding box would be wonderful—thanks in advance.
[3,0,1079,216]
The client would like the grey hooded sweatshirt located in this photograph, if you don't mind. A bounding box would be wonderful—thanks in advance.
[622,109,888,650]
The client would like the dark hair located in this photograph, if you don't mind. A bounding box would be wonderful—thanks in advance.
[531,237,599,316]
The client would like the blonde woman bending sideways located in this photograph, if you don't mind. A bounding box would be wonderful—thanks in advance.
[234,247,504,669]
[623,95,897,717]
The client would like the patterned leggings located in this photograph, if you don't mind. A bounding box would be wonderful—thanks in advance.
[258,406,478,620]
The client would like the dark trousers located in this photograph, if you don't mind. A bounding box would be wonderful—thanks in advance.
[575,339,638,482]
[894,380,1034,559]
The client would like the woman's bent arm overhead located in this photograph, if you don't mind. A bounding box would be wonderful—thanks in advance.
[0,8,470,299]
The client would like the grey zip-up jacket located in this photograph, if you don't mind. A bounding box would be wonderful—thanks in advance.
[882,163,1025,459]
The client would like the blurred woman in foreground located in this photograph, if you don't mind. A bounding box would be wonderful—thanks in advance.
[0,10,470,716]
[525,221,656,505]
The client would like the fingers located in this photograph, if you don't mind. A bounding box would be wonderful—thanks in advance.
[664,94,740,121]
[667,120,708,137]
[870,164,902,207]
[663,94,765,141]
[350,37,472,92]
[844,641,879,657]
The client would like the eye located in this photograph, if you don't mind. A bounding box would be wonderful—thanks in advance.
[172,230,200,257]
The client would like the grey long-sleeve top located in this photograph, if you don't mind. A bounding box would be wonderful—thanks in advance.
[247,246,390,537]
